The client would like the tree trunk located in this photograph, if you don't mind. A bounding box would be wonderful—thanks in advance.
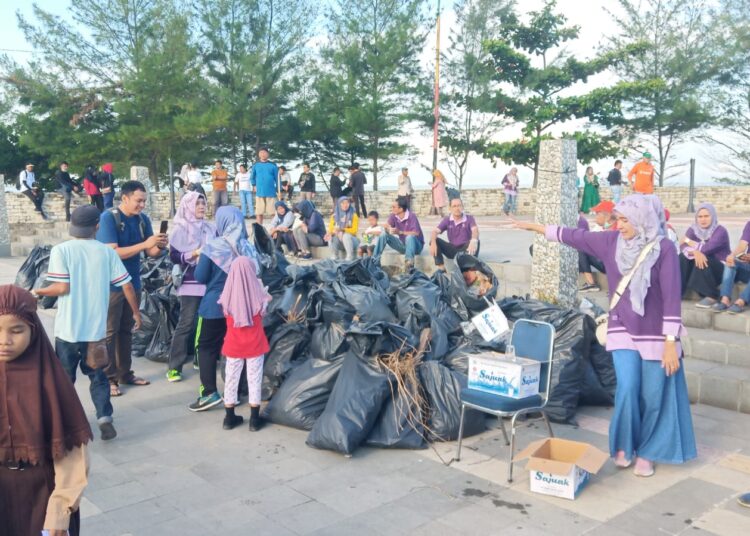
[372,137,379,191]
[150,155,160,192]
[657,132,665,187]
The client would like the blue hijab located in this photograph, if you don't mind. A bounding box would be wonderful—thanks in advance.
[333,196,354,228]
[295,199,315,221]
[201,206,259,273]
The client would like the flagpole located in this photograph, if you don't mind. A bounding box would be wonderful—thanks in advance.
[432,0,441,172]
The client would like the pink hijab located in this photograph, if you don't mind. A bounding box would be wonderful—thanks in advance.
[169,192,217,253]
[217,256,271,327]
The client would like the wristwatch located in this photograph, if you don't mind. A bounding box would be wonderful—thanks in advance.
[665,335,679,342]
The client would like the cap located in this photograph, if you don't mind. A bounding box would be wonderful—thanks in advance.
[69,205,101,238]
[642,151,652,158]
[26,163,34,167]
[591,200,615,214]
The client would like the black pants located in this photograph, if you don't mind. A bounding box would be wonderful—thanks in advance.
[274,230,297,253]
[353,194,367,218]
[434,238,479,265]
[90,194,104,212]
[197,316,227,396]
[22,189,44,213]
[60,189,74,221]
[167,295,200,372]
[680,254,724,299]
[579,252,606,274]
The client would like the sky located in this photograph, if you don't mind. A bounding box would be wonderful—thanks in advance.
[0,0,738,190]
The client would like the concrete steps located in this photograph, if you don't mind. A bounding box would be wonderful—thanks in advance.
[684,358,750,412]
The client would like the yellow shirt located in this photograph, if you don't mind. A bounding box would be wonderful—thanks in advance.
[329,213,359,236]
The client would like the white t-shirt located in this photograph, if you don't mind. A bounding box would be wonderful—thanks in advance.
[187,169,202,184]
[362,224,384,245]
[47,239,131,343]
[236,171,251,191]
[18,170,35,191]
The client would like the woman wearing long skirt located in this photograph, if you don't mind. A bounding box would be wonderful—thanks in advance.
[580,166,601,213]
[431,169,449,217]
[679,203,731,308]
[0,286,92,535]
[516,194,696,477]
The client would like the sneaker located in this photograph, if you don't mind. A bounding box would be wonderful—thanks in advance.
[711,302,729,313]
[728,303,746,315]
[223,414,244,430]
[166,369,182,382]
[99,422,117,441]
[300,252,312,260]
[695,297,717,309]
[738,492,750,508]
[579,283,600,293]
[188,392,223,412]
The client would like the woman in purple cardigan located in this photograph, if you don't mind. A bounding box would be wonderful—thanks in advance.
[516,195,696,477]
[678,203,731,308]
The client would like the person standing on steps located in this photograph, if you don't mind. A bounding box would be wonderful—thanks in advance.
[429,198,479,271]
[515,195,696,478]
[298,162,316,201]
[250,147,280,225]
[234,163,255,219]
[97,180,168,397]
[18,163,48,220]
[189,206,259,412]
[211,159,229,212]
[100,163,116,209]
[166,192,217,383]
[217,256,271,431]
[348,163,367,218]
[397,167,414,210]
[329,167,344,207]
[55,161,81,221]
[34,205,141,442]
[628,152,656,194]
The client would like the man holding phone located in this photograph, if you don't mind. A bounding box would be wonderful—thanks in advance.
[713,220,750,314]
[97,180,168,396]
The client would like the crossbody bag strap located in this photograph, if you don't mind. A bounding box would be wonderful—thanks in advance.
[609,241,658,311]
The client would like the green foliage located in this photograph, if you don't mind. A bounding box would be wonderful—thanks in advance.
[483,0,641,184]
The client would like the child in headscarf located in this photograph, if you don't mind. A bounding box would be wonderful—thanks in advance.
[166,192,217,382]
[189,207,259,412]
[515,195,696,478]
[678,202,731,308]
[327,196,359,260]
[217,257,271,431]
[0,285,92,535]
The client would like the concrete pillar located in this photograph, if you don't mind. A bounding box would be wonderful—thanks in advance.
[0,176,11,257]
[130,166,151,214]
[530,139,579,308]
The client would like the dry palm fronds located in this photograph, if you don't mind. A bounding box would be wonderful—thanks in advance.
[284,294,307,324]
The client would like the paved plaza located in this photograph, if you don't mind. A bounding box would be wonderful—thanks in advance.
[2,215,750,535]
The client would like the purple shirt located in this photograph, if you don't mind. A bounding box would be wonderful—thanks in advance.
[546,225,685,360]
[741,221,750,244]
[436,214,477,246]
[387,210,424,244]
[170,246,206,297]
[682,225,731,262]
[577,215,590,231]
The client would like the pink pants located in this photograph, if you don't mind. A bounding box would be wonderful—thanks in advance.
[223,355,264,406]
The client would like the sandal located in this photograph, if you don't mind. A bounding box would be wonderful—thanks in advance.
[110,384,122,397]
[122,376,150,386]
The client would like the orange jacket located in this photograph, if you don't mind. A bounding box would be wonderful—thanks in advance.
[627,161,655,194]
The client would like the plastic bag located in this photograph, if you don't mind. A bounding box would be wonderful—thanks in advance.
[331,281,396,323]
[252,222,289,289]
[306,352,392,455]
[140,253,172,292]
[366,385,427,450]
[307,286,356,325]
[309,323,348,361]
[338,257,390,291]
[264,355,345,430]
[143,285,181,362]
[262,322,310,399]
[419,361,485,441]
[450,254,500,315]
[132,291,161,358]
[15,245,51,290]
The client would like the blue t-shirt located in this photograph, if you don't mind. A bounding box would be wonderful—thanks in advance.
[96,209,154,291]
[47,239,132,342]
[250,161,279,198]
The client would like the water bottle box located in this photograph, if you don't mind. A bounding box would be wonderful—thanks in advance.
[467,352,541,399]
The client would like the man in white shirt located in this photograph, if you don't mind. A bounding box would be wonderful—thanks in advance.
[234,163,255,219]
[18,163,48,219]
[397,167,414,209]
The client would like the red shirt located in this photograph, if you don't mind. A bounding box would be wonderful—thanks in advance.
[221,314,270,359]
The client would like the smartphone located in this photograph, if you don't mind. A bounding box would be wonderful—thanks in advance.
[159,220,168,234]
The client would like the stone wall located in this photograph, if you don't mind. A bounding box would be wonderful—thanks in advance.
[5,184,750,224]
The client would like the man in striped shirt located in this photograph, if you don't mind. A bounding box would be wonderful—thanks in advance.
[34,206,141,441]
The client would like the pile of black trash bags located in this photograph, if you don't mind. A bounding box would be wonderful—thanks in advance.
[17,233,617,457]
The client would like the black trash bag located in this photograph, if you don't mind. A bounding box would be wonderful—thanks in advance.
[285,264,318,285]
[308,286,356,325]
[450,254,500,315]
[15,245,51,290]
[419,361,485,441]
[345,322,419,359]
[311,258,343,284]
[431,269,469,321]
[498,297,593,424]
[32,269,58,310]
[267,281,311,321]
[390,271,443,319]
[262,322,311,399]
[263,354,346,430]
[366,385,427,450]
[331,281,396,323]
[578,362,614,406]
[338,257,389,291]
[442,343,488,375]
[306,351,392,455]
[143,285,181,362]
[140,252,172,292]
[588,340,617,400]
[309,323,348,361]
[131,291,161,358]
[252,222,289,290]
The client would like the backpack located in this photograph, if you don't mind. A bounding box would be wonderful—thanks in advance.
[109,208,147,241]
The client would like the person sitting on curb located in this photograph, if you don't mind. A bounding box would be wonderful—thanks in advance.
[269,201,297,255]
[429,198,479,271]
[579,200,617,292]
[373,198,424,272]
[326,196,359,261]
[712,219,750,314]
[18,163,49,220]
[358,211,384,257]
[292,199,327,259]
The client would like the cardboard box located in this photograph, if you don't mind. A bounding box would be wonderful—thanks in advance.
[468,352,541,399]
[514,438,609,500]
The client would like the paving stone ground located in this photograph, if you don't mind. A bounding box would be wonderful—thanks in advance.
[2,222,750,535]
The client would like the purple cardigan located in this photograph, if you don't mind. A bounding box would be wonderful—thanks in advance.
[170,246,206,297]
[681,225,731,262]
[546,225,685,360]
